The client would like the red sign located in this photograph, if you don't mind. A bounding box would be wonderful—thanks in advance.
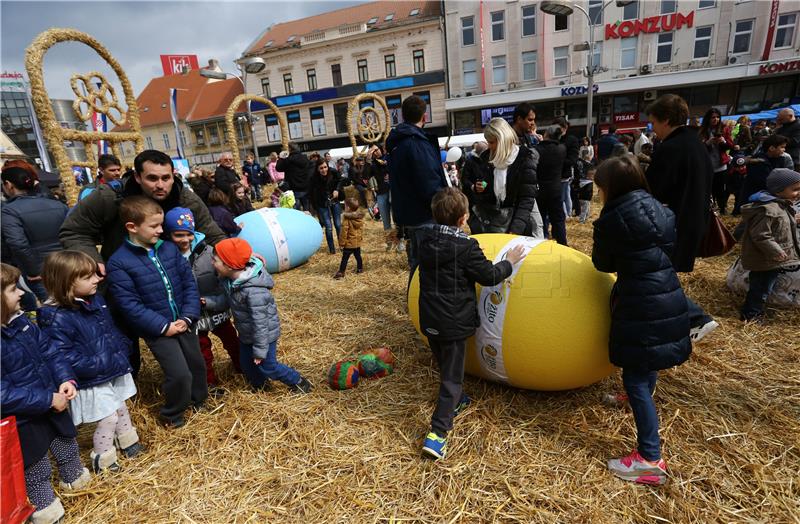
[605,12,694,40]
[762,0,780,61]
[759,59,800,75]
[160,55,200,76]
[613,112,639,124]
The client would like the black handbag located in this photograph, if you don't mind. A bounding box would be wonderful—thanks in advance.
[469,205,513,234]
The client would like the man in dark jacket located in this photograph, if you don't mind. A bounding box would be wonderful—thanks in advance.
[387,95,446,271]
[276,143,311,211]
[596,126,620,161]
[214,152,240,194]
[556,117,580,217]
[242,154,264,202]
[644,94,718,339]
[512,102,538,148]
[775,108,800,169]
[535,126,568,245]
[417,187,524,459]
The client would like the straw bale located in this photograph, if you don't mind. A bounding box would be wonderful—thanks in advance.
[61,200,799,523]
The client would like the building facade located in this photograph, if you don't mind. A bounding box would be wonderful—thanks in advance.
[240,1,446,155]
[443,0,800,135]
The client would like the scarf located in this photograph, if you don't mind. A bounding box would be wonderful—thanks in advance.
[492,144,519,204]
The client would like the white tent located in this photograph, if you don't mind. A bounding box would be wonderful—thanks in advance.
[325,133,485,160]
[0,130,27,162]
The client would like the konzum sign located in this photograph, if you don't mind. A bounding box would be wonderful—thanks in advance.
[605,12,694,40]
[759,59,800,75]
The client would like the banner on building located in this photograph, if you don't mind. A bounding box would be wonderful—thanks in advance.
[762,0,780,61]
[160,55,200,76]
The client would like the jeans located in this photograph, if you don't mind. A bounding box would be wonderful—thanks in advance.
[338,247,363,273]
[622,368,660,461]
[317,202,342,253]
[239,341,300,388]
[537,186,567,246]
[405,223,434,278]
[741,269,780,319]
[250,183,262,202]
[561,179,573,217]
[376,192,392,230]
[293,191,310,212]
[429,338,467,437]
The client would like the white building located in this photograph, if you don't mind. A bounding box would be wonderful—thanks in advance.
[443,0,800,135]
[239,1,447,154]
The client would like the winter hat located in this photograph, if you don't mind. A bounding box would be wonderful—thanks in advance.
[163,207,196,233]
[766,168,800,195]
[215,237,252,269]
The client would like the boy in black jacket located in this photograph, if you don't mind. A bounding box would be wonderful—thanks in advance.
[417,188,524,459]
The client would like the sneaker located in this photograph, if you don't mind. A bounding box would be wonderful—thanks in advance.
[602,392,629,408]
[421,432,447,460]
[607,450,668,486]
[356,268,364,274]
[162,415,186,429]
[290,376,313,394]
[333,272,344,280]
[740,312,766,323]
[453,394,471,417]
[689,319,719,343]
[397,241,406,253]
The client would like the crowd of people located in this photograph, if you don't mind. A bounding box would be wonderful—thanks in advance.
[1,92,799,521]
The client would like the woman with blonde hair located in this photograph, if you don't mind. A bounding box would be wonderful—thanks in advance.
[462,117,539,235]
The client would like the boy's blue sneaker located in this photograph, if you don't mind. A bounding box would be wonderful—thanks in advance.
[422,432,447,460]
[453,394,471,417]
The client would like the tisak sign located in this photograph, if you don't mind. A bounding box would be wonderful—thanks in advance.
[605,12,694,40]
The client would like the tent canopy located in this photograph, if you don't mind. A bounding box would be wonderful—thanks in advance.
[720,104,800,123]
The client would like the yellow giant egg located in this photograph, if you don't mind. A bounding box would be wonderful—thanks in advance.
[408,234,616,391]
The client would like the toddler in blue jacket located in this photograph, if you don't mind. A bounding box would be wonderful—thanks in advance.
[39,250,142,473]
[1,263,91,524]
[106,196,208,428]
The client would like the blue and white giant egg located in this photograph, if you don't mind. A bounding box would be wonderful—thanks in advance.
[234,208,322,273]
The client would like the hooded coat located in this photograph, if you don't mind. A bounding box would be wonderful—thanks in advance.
[739,192,800,272]
[221,257,280,359]
[417,225,513,341]
[60,172,226,264]
[339,210,365,249]
[386,122,446,226]
[592,190,691,371]
[1,193,68,277]
[645,126,713,272]
[37,295,132,389]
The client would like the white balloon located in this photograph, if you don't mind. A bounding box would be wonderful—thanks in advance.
[445,146,462,163]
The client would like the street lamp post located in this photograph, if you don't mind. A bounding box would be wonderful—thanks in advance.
[541,0,633,139]
[200,56,266,162]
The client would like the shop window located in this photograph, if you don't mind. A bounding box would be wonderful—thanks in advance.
[736,84,765,113]
[613,94,638,114]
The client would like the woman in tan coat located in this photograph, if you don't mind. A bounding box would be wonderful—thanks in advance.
[334,198,365,279]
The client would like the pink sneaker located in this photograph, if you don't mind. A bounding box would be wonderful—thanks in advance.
[602,392,629,408]
[607,450,668,486]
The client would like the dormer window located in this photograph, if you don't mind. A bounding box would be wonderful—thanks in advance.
[385,13,394,21]
[265,40,273,47]
[368,16,378,24]
[287,35,295,42]
[410,8,420,16]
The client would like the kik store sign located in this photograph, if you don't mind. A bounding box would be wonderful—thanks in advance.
[605,11,694,40]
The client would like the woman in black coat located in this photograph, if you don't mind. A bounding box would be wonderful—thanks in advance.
[592,155,690,485]
[461,117,538,235]
[1,163,68,306]
[534,125,568,244]
[310,159,343,254]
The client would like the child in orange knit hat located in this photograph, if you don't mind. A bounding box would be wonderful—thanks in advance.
[212,238,312,393]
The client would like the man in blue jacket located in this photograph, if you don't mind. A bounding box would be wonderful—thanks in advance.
[597,126,620,162]
[386,95,446,272]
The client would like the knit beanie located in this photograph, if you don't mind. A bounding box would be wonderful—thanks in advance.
[766,168,800,195]
[163,207,195,233]
[215,238,252,269]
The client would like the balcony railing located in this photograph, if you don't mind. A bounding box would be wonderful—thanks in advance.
[301,23,367,46]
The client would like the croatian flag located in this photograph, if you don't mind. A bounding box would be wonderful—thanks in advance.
[169,88,185,159]
[93,81,108,156]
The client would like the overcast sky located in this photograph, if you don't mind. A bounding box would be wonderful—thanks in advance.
[1,1,361,100]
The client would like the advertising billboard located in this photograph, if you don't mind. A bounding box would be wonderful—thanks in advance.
[160,55,200,76]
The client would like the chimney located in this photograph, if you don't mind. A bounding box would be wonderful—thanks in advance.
[207,59,223,73]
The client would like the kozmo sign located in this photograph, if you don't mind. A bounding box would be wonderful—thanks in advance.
[605,11,694,40]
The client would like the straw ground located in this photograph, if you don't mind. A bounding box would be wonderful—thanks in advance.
[62,202,798,523]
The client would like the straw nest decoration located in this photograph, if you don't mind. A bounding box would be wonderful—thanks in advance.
[24,28,144,206]
[347,93,390,159]
[225,94,288,176]
[61,203,798,523]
